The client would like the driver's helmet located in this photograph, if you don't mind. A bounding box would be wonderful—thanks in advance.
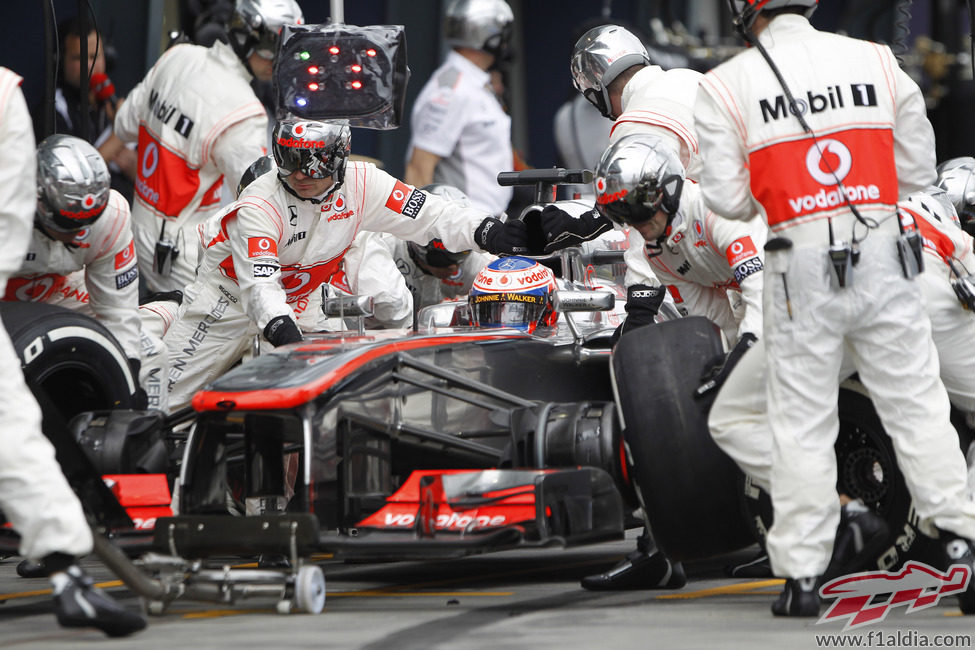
[236,154,275,197]
[937,157,975,232]
[444,0,513,60]
[570,25,649,119]
[272,119,351,189]
[410,183,473,267]
[36,134,110,234]
[730,0,818,31]
[469,256,557,333]
[226,0,304,63]
[593,133,685,227]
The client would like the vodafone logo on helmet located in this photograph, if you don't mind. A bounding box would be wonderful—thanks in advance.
[595,177,607,193]
[293,123,307,136]
[806,139,852,186]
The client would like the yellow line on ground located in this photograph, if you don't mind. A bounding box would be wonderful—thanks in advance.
[327,590,512,597]
[656,579,785,600]
[0,579,124,601]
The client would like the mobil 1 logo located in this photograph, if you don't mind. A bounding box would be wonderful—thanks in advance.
[760,83,877,123]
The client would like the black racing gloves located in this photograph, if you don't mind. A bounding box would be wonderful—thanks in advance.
[264,315,303,347]
[611,284,667,344]
[695,331,758,398]
[540,206,613,254]
[474,217,530,255]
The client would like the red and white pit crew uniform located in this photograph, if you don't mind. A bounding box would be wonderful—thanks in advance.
[164,162,491,411]
[695,13,975,579]
[114,41,268,293]
[625,181,766,344]
[0,68,91,560]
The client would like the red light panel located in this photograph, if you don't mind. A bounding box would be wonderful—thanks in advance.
[308,82,320,91]
[351,80,362,90]
[351,64,362,73]
[328,45,340,55]
[308,66,319,74]
[365,49,377,57]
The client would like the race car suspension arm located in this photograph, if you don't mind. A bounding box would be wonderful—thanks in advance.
[392,354,536,409]
[340,410,503,460]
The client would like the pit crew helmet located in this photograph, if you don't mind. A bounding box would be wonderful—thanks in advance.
[227,0,304,62]
[236,154,276,197]
[937,157,975,233]
[901,186,962,230]
[36,134,110,234]
[469,256,557,333]
[570,25,650,119]
[410,184,474,268]
[729,0,818,32]
[444,0,514,60]
[593,133,685,228]
[272,119,351,195]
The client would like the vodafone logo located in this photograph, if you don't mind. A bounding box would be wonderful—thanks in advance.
[141,141,159,178]
[82,194,96,209]
[293,123,307,136]
[334,194,345,210]
[595,177,607,193]
[806,139,852,186]
[247,236,278,258]
[730,241,744,256]
[392,188,405,202]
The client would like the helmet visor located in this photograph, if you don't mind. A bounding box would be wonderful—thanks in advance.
[470,292,547,330]
[597,194,659,227]
[275,145,342,179]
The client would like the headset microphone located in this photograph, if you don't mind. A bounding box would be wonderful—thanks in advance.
[89,73,117,109]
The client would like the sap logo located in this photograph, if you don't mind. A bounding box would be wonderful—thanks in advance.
[676,261,691,275]
[759,84,877,123]
[253,263,278,278]
[285,231,307,246]
[733,257,764,284]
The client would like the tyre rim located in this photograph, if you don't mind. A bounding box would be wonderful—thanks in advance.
[835,424,897,515]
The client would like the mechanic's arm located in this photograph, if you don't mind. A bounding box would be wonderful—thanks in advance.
[343,232,414,328]
[357,162,527,255]
[83,193,144,381]
[708,213,767,341]
[403,147,440,189]
[0,74,35,269]
[112,71,148,144]
[694,77,762,221]
[888,47,937,195]
[209,112,270,195]
[229,201,301,346]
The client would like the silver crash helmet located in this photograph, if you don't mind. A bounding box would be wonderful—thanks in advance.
[444,0,513,58]
[227,0,304,61]
[411,183,473,267]
[36,134,110,234]
[937,157,975,228]
[570,24,649,119]
[901,186,962,229]
[729,0,818,30]
[593,133,684,227]
[272,119,351,186]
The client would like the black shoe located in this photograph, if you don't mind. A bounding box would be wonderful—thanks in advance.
[52,565,147,637]
[771,576,821,617]
[17,558,48,578]
[581,549,687,591]
[942,534,975,614]
[821,500,889,584]
[725,550,771,578]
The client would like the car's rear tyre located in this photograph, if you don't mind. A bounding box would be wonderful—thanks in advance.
[612,316,754,561]
[0,302,137,422]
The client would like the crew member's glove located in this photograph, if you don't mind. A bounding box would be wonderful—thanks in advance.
[474,217,529,255]
[695,331,758,398]
[263,315,303,347]
[541,206,613,253]
[611,284,667,344]
[127,357,148,410]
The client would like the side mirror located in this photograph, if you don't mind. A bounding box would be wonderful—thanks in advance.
[322,295,375,319]
[552,289,614,313]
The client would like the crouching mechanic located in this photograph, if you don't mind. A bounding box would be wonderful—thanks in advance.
[577,133,766,591]
[3,134,146,405]
[378,184,495,325]
[164,118,528,411]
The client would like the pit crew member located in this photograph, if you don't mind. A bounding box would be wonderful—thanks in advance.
[0,66,145,637]
[694,0,975,616]
[937,156,975,237]
[404,0,515,215]
[164,118,528,411]
[114,0,303,293]
[3,134,146,405]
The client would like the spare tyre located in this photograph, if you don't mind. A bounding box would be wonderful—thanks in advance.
[0,302,138,422]
[612,316,754,560]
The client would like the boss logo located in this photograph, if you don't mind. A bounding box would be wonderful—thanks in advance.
[402,189,427,219]
[115,267,139,290]
[733,257,764,284]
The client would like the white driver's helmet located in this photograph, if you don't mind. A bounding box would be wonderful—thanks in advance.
[570,25,649,119]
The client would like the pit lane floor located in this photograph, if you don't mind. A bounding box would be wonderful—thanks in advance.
[1,532,972,649]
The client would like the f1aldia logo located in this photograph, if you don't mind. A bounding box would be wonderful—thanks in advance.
[817,560,971,630]
[806,139,852,185]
